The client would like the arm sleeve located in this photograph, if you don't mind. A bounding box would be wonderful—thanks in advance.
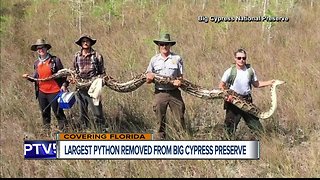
[221,68,232,83]
[178,56,183,77]
[73,54,78,72]
[55,57,64,69]
[252,68,258,82]
[97,54,106,76]
[146,58,154,73]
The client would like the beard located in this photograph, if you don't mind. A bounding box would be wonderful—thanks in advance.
[82,44,90,49]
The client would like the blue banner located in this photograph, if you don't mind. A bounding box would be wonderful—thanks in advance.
[24,140,56,159]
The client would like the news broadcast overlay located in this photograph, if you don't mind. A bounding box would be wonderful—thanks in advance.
[24,140,56,159]
[24,133,259,160]
[57,140,259,160]
[24,133,152,159]
[56,133,153,140]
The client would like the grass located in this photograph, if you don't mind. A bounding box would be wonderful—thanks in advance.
[1,0,319,178]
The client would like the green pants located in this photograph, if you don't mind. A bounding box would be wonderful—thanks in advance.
[224,95,264,139]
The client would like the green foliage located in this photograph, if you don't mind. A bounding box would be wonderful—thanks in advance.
[214,22,229,33]
[266,8,275,17]
[0,1,12,36]
[49,0,60,4]
[0,15,11,36]
[143,37,157,57]
[92,5,104,17]
[92,0,123,18]
[153,4,167,32]
[215,0,240,33]
[219,0,239,16]
[139,0,149,8]
[265,8,276,29]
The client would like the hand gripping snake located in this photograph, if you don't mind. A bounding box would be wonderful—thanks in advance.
[26,68,285,119]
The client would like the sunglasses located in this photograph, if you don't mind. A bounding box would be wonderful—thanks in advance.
[236,57,246,60]
[159,43,170,46]
[37,46,45,50]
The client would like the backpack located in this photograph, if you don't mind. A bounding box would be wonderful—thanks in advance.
[74,51,99,76]
[226,64,254,89]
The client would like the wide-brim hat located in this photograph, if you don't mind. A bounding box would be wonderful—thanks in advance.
[153,33,176,46]
[31,39,52,51]
[75,34,97,46]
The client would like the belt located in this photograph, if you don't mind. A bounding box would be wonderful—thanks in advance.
[240,94,251,98]
[155,88,179,94]
[239,94,252,102]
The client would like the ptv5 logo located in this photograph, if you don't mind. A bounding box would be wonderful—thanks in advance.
[24,140,56,159]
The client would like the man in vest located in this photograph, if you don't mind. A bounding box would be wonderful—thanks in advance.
[22,39,68,134]
[146,33,187,140]
[219,48,275,140]
[65,34,107,132]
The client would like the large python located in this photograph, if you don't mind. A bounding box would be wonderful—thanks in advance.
[26,68,285,119]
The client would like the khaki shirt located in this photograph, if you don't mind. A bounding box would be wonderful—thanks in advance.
[146,52,183,90]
